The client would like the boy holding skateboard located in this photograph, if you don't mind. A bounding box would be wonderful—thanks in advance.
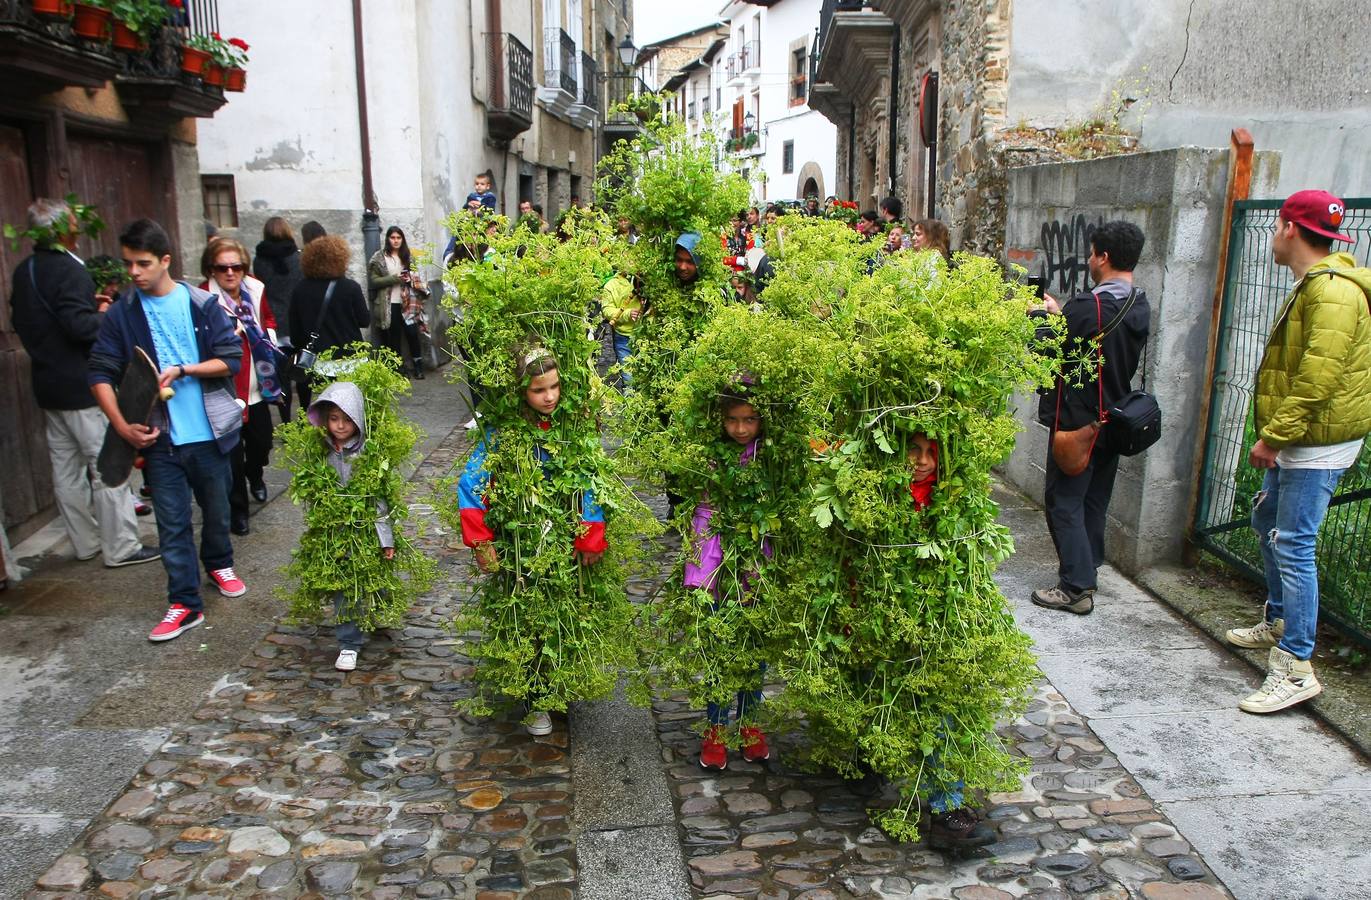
[89,219,247,642]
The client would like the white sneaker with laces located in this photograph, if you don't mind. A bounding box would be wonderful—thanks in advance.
[526,710,553,736]
[335,649,358,672]
[1239,646,1321,714]
[1226,617,1284,649]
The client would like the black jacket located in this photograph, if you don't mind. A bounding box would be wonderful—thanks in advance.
[9,248,102,409]
[253,239,303,341]
[1036,282,1150,431]
[288,276,370,354]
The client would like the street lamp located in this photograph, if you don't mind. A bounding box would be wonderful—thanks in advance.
[617,36,637,68]
[744,111,756,133]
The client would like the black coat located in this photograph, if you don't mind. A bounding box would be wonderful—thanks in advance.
[288,276,370,354]
[9,248,102,409]
[1036,283,1150,431]
[253,238,303,341]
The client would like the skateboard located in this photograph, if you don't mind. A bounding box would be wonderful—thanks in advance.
[97,346,174,488]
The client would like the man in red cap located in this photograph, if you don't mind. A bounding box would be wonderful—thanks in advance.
[1226,190,1371,714]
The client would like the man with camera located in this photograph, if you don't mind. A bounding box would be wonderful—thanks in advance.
[1031,220,1150,615]
[1225,190,1370,714]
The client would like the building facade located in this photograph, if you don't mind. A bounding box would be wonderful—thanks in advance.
[198,0,636,283]
[0,3,233,540]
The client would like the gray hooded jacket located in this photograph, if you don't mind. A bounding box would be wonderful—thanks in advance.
[307,381,394,548]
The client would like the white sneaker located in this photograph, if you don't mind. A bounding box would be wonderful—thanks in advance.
[1226,617,1284,649]
[1239,647,1321,714]
[525,710,552,736]
[335,649,358,672]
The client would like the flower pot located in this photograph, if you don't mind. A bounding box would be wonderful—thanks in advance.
[202,63,224,87]
[112,23,147,52]
[180,46,211,76]
[224,67,246,92]
[633,109,653,124]
[71,3,111,41]
[31,0,74,17]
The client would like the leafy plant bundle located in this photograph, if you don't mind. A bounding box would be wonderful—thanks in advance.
[644,305,832,738]
[752,217,873,323]
[772,252,1059,841]
[277,347,436,632]
[3,192,104,251]
[440,213,659,715]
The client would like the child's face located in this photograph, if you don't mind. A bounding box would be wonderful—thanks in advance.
[674,247,697,283]
[723,402,761,446]
[524,369,561,416]
[327,408,359,445]
[907,433,937,482]
[475,176,492,194]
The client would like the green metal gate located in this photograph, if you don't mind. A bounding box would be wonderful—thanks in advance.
[1193,199,1371,646]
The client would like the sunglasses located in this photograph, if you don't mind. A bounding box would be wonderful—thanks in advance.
[212,263,245,274]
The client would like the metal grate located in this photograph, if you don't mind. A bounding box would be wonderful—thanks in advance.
[544,26,576,94]
[1194,199,1371,645]
[487,32,533,121]
[580,51,597,110]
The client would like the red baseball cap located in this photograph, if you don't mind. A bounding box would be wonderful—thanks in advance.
[1280,190,1353,242]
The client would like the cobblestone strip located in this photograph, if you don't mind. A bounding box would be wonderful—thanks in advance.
[28,426,579,899]
[652,681,1234,900]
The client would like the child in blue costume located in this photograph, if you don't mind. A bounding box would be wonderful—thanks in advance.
[458,347,607,736]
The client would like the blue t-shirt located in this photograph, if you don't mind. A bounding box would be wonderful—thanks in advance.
[139,283,214,446]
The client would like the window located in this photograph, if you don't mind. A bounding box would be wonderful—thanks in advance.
[790,47,808,106]
[782,140,794,174]
[201,175,237,229]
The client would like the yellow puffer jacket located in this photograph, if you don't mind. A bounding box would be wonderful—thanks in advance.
[1254,252,1371,448]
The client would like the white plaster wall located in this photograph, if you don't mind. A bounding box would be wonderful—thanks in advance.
[1006,0,1371,197]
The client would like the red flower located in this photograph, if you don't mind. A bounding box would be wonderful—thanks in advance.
[229,38,249,50]
[168,0,183,6]
[212,32,221,40]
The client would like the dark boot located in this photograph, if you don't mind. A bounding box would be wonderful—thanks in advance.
[412,357,425,379]
[928,807,995,853]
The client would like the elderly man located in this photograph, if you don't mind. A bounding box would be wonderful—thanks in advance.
[9,198,157,568]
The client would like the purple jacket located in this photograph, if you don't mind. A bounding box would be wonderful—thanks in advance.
[683,437,772,596]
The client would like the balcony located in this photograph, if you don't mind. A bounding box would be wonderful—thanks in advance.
[0,0,122,97]
[809,0,892,125]
[569,51,597,129]
[485,32,533,142]
[112,3,232,129]
[602,72,652,145]
[739,39,760,74]
[537,26,579,119]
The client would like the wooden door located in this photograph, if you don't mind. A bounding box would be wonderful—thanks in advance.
[0,123,56,535]
[66,134,176,264]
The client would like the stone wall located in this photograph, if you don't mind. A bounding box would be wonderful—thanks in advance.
[998,147,1280,576]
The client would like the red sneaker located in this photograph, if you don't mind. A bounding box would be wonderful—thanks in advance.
[149,604,203,642]
[208,566,247,598]
[740,725,770,762]
[699,726,728,771]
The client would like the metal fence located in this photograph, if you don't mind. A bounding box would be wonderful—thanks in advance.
[1194,199,1371,645]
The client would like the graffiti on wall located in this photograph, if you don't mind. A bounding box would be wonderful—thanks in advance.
[1040,214,1103,296]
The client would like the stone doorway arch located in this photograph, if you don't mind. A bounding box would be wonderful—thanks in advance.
[796,162,824,201]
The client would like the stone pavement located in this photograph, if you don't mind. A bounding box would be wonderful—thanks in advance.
[8,369,1370,898]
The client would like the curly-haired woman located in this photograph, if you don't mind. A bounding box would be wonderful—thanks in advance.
[288,235,369,408]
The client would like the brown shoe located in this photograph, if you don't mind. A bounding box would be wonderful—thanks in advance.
[1031,585,1094,615]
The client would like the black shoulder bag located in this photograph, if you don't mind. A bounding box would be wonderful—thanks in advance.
[290,279,337,384]
[1103,289,1162,456]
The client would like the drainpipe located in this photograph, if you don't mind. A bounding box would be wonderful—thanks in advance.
[352,0,380,259]
[847,105,855,200]
[887,29,899,201]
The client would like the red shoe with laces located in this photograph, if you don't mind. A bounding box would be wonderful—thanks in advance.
[208,566,247,598]
[740,725,770,762]
[148,604,203,642]
[699,726,728,771]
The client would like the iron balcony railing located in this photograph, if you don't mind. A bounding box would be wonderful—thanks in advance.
[580,51,597,109]
[487,32,534,124]
[544,26,576,94]
[604,72,652,125]
[687,99,697,119]
[739,39,759,72]
[178,0,219,39]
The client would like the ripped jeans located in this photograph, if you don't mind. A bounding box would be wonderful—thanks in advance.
[1250,465,1347,660]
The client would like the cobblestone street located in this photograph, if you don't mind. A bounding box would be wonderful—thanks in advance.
[18,400,1254,899]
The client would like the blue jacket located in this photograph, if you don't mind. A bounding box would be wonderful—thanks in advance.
[88,280,244,454]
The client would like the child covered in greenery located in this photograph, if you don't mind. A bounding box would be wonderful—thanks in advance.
[278,353,434,673]
[687,388,774,770]
[457,347,617,736]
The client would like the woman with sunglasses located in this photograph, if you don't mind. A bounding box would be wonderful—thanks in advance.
[201,237,280,535]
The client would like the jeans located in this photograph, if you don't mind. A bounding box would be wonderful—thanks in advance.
[611,330,632,388]
[1043,444,1121,593]
[142,438,234,611]
[334,593,371,651]
[1251,465,1347,660]
[44,407,141,563]
[708,664,765,726]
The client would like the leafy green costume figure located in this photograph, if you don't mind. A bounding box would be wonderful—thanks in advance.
[277,348,436,670]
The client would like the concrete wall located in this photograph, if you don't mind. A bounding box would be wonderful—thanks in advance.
[1007,0,1371,198]
[999,147,1280,575]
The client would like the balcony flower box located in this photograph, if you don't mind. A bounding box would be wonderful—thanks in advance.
[71,3,112,41]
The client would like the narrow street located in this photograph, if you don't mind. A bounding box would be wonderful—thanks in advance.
[4,375,1365,899]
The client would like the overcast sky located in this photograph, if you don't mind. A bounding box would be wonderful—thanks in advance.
[634,0,722,46]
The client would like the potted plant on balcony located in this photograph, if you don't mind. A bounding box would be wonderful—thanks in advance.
[109,0,179,52]
[30,0,75,18]
[223,37,249,91]
[181,32,217,76]
[71,0,113,42]
[741,131,759,151]
[622,91,661,123]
